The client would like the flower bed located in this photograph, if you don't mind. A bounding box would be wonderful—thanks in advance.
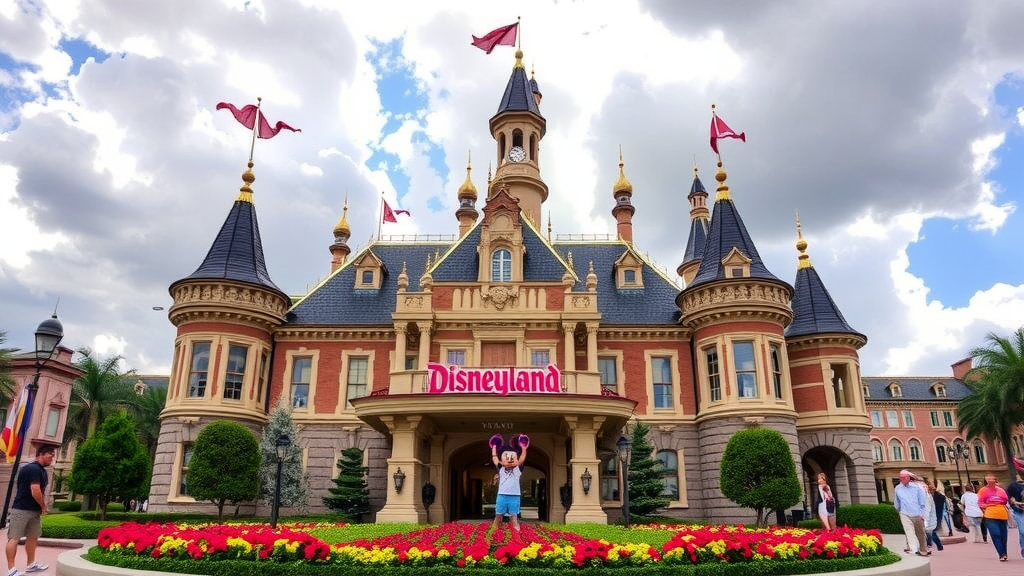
[91,521,896,575]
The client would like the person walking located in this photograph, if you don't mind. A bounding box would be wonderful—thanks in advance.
[960,483,986,543]
[976,472,1010,561]
[925,482,944,551]
[815,472,838,530]
[1007,472,1024,558]
[893,470,929,556]
[4,445,55,576]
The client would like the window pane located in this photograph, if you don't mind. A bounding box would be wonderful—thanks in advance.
[930,411,939,427]
[223,344,247,400]
[446,349,466,366]
[599,453,619,500]
[180,443,194,496]
[902,410,914,427]
[943,411,953,427]
[530,350,549,367]
[44,407,61,437]
[706,347,721,402]
[598,357,617,392]
[656,450,679,499]
[871,411,883,427]
[652,357,673,408]
[291,357,312,409]
[623,269,636,284]
[770,344,783,399]
[346,357,369,407]
[188,342,211,398]
[491,249,511,282]
[936,445,947,463]
[886,410,899,427]
[733,342,757,398]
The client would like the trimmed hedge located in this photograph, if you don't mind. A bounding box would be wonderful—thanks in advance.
[85,547,900,576]
[52,500,82,512]
[797,504,900,534]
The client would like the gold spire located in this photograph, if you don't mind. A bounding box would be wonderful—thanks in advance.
[547,212,552,241]
[458,151,477,199]
[714,161,731,201]
[333,194,350,236]
[613,146,633,195]
[796,211,812,269]
[237,161,255,203]
[514,49,524,69]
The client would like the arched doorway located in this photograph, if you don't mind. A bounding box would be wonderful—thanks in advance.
[447,441,549,522]
[802,446,851,511]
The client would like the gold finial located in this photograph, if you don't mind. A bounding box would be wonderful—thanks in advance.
[613,145,633,195]
[401,261,408,275]
[693,155,699,176]
[237,161,255,203]
[567,251,574,269]
[796,211,812,269]
[333,193,351,236]
[547,212,552,241]
[714,161,731,201]
[458,150,477,199]
[514,49,524,69]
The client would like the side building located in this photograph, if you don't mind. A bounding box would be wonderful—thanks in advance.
[864,358,1022,501]
[148,49,877,524]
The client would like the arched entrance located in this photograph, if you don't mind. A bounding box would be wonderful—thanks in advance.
[802,446,851,511]
[447,441,550,522]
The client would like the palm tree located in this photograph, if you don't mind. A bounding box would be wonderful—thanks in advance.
[0,330,17,408]
[958,328,1024,483]
[63,348,140,445]
[135,386,167,461]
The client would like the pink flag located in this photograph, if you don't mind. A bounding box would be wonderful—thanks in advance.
[383,199,411,223]
[216,102,301,139]
[471,23,518,54]
[710,112,745,154]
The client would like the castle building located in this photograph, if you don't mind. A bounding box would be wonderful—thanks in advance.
[149,50,877,523]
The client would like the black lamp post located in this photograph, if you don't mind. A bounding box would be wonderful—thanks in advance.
[944,443,964,494]
[270,433,290,529]
[1,315,64,528]
[949,442,972,488]
[617,435,632,528]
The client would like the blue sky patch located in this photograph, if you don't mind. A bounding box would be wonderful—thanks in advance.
[58,37,110,75]
[907,75,1024,307]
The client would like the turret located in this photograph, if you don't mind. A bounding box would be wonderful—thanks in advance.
[611,147,635,244]
[455,152,479,237]
[330,197,352,272]
[677,165,710,284]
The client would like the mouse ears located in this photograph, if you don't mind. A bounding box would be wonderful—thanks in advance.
[488,434,504,451]
[488,433,529,454]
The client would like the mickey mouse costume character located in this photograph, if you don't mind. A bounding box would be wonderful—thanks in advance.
[489,433,529,532]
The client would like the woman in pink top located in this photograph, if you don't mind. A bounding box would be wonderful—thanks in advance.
[977,473,1009,561]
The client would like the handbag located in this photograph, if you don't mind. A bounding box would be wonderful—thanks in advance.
[826,500,836,514]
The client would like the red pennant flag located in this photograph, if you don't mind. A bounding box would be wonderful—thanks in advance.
[471,22,518,54]
[383,199,411,223]
[216,102,301,139]
[710,111,745,154]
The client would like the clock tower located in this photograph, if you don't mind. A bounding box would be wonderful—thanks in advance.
[489,49,548,225]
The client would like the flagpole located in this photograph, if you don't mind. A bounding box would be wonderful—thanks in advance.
[517,15,521,49]
[711,103,721,163]
[377,192,384,242]
[248,97,262,163]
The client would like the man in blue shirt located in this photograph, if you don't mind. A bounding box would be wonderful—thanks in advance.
[893,469,928,556]
[5,445,55,576]
[1006,472,1024,558]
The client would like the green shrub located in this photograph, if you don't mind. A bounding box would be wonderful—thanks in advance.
[834,504,902,533]
[53,500,82,512]
[107,502,125,513]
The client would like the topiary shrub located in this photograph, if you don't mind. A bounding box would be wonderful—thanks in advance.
[835,504,902,533]
[53,500,82,512]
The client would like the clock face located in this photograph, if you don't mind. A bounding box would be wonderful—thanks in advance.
[508,146,526,163]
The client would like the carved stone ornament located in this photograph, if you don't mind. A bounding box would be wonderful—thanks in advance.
[482,285,518,310]
[173,282,287,316]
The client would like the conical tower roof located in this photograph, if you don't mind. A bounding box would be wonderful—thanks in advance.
[491,49,545,125]
[681,168,709,265]
[786,219,865,340]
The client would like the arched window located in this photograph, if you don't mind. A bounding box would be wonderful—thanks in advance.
[656,450,679,499]
[889,439,904,461]
[908,439,922,461]
[936,443,947,463]
[973,442,987,464]
[871,440,884,462]
[599,453,619,501]
[491,248,512,282]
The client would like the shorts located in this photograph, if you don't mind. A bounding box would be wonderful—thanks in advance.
[495,494,521,516]
[7,508,42,539]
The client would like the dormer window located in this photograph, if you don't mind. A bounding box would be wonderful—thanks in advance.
[932,383,946,398]
[613,249,644,289]
[623,269,636,285]
[721,247,752,279]
[887,382,902,398]
[353,251,384,289]
[361,270,374,285]
[862,385,870,398]
[491,248,512,282]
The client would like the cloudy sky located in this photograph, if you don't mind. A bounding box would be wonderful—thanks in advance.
[1,0,1022,379]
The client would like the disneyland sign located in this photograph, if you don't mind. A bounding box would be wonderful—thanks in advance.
[426,363,562,395]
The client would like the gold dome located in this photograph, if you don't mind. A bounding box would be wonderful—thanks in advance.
[333,199,350,236]
[458,153,477,200]
[613,147,633,196]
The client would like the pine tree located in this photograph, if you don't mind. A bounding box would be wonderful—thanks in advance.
[259,401,309,509]
[323,447,370,521]
[627,420,671,516]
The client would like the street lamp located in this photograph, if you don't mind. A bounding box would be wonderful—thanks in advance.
[617,435,632,528]
[948,442,972,491]
[270,433,290,529]
[1,315,64,528]
[392,467,406,493]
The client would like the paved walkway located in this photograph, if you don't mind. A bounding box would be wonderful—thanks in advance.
[5,526,1023,575]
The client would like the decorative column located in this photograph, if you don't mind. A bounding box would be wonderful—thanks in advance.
[416,321,432,369]
[562,324,576,371]
[393,325,408,371]
[550,435,568,523]
[375,415,427,523]
[564,415,607,523]
[586,323,599,372]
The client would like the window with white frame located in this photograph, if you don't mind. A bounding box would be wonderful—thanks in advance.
[598,357,617,394]
[705,347,721,402]
[188,342,211,398]
[491,248,512,282]
[930,411,940,427]
[733,341,757,398]
[652,356,673,408]
[908,440,922,461]
[346,357,369,408]
[44,406,61,437]
[889,440,904,461]
[599,453,619,501]
[530,349,550,367]
[446,349,466,366]
[942,411,954,427]
[871,410,883,427]
[885,410,899,427]
[871,441,884,462]
[973,443,986,464]
[223,344,247,401]
[936,444,947,463]
[769,344,783,399]
[291,357,312,409]
[902,410,914,427]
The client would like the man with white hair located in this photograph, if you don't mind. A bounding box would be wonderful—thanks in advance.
[893,469,929,556]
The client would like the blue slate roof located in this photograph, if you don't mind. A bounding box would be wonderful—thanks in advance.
[288,242,449,325]
[862,377,972,401]
[493,62,543,120]
[174,200,286,298]
[432,217,570,283]
[786,266,865,340]
[431,226,482,281]
[686,197,788,290]
[682,218,708,264]
[554,242,682,325]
